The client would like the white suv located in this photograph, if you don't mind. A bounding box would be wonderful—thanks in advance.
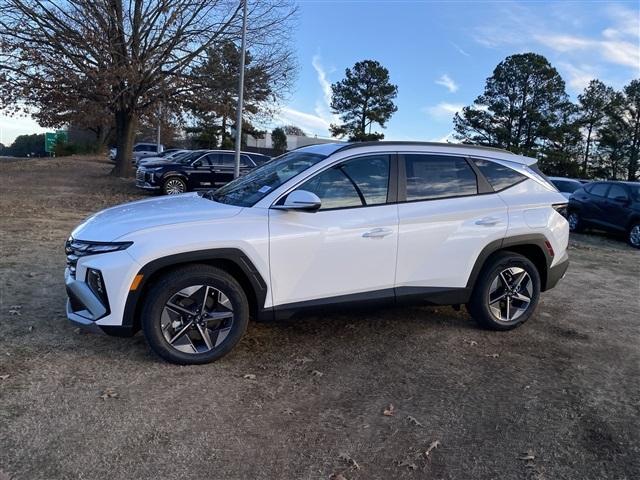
[65,142,569,364]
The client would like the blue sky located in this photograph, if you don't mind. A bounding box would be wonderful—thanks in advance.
[1,0,638,146]
[275,0,640,141]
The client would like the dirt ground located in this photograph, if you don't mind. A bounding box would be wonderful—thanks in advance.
[1,156,639,480]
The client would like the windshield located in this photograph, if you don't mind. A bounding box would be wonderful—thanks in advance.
[210,151,327,207]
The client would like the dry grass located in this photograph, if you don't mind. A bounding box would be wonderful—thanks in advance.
[1,156,639,479]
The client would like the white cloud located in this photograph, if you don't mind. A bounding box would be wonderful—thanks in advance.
[277,55,337,137]
[424,102,464,121]
[435,74,459,93]
[557,62,597,92]
[535,34,640,69]
[450,42,470,57]
[275,107,330,134]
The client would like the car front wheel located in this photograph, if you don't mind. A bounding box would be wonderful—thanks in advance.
[141,265,249,365]
[162,177,187,195]
[567,211,583,232]
[467,252,541,331]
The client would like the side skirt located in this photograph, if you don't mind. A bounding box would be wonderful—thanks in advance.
[260,286,470,321]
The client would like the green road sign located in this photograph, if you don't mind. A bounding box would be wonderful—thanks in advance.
[44,131,68,153]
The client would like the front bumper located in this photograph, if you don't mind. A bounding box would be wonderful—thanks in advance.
[544,252,569,291]
[135,170,161,190]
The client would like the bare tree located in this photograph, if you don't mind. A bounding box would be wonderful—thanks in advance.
[0,0,296,176]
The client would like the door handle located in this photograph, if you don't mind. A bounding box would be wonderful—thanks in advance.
[475,217,501,226]
[362,228,393,238]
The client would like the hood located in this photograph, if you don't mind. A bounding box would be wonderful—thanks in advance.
[72,193,242,242]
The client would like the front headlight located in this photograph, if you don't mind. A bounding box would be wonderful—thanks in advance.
[65,238,133,256]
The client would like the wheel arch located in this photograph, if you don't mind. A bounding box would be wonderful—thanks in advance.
[467,234,552,293]
[122,249,269,334]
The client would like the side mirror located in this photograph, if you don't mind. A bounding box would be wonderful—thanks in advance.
[272,190,321,211]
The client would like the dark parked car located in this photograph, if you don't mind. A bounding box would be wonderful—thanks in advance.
[549,176,584,200]
[136,149,258,195]
[568,180,640,248]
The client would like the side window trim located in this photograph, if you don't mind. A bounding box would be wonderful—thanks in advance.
[337,165,367,205]
[466,157,494,194]
[272,152,397,210]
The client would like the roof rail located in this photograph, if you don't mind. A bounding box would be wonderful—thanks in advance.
[334,141,513,155]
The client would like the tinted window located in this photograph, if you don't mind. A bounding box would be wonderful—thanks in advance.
[589,183,609,197]
[405,155,477,201]
[473,159,527,191]
[607,184,628,200]
[299,155,390,210]
[193,155,211,167]
[220,153,235,166]
[552,179,581,193]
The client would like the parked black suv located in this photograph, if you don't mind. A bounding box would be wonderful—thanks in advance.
[568,180,640,248]
[136,150,259,195]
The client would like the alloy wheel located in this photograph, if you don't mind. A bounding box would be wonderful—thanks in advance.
[161,285,234,354]
[487,267,533,323]
[165,178,185,195]
[630,225,640,247]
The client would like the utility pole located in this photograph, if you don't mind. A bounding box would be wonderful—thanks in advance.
[233,0,248,179]
[156,104,162,153]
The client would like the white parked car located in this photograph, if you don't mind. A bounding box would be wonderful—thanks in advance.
[65,142,570,364]
[109,142,164,162]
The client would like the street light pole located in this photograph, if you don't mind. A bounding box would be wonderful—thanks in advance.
[233,0,248,179]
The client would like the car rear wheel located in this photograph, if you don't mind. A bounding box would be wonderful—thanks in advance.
[141,265,249,365]
[567,211,583,232]
[162,177,187,195]
[467,252,541,331]
[628,223,640,249]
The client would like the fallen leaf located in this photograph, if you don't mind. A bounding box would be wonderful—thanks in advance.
[329,474,348,480]
[0,375,9,381]
[406,415,423,427]
[485,353,500,358]
[338,452,360,470]
[425,440,441,457]
[294,356,312,364]
[464,339,478,346]
[8,310,21,316]
[9,305,22,310]
[27,326,34,332]
[397,459,417,470]
[382,403,395,416]
[282,408,294,415]
[27,272,36,278]
[520,450,535,461]
[311,370,323,377]
[243,374,256,380]
[99,387,118,400]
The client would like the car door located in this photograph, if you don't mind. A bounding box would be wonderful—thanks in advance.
[582,182,610,226]
[184,155,214,189]
[268,154,398,307]
[395,154,508,292]
[215,153,237,186]
[603,184,630,232]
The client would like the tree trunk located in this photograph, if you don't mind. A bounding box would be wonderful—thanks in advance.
[583,124,593,176]
[112,109,137,178]
[628,114,640,181]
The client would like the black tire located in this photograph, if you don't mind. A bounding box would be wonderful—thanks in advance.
[141,264,249,365]
[162,177,187,195]
[466,252,541,331]
[628,222,640,249]
[567,210,584,233]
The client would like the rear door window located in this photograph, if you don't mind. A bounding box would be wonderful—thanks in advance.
[589,183,609,197]
[404,155,477,201]
[606,184,628,201]
[472,159,527,191]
